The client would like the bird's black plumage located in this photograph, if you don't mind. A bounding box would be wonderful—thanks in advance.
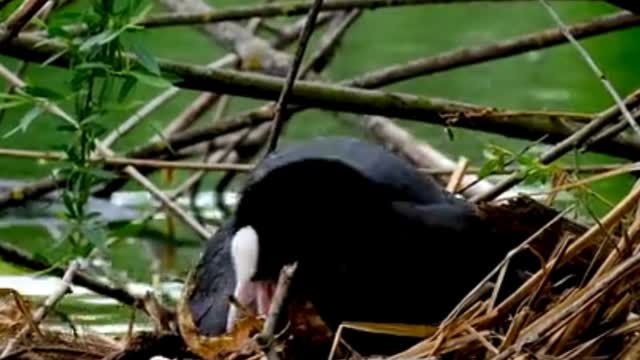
[184,136,529,355]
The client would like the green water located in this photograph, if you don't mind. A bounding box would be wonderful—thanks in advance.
[0,0,639,334]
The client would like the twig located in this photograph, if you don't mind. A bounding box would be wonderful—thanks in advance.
[113,158,212,239]
[140,0,581,27]
[0,0,50,46]
[538,0,640,139]
[470,88,640,202]
[0,259,81,357]
[299,9,362,78]
[582,108,640,149]
[153,92,221,141]
[267,0,325,152]
[0,241,143,308]
[0,147,253,171]
[258,263,298,360]
[446,157,469,193]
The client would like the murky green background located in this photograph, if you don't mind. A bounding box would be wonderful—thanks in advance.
[0,0,639,336]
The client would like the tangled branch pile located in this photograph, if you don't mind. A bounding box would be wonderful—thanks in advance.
[1,0,640,359]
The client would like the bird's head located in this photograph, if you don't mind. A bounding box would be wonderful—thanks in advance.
[185,212,300,338]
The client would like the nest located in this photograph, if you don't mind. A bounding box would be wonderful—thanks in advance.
[3,195,640,360]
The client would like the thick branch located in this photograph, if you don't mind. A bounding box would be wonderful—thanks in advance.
[0,31,563,125]
[140,0,585,28]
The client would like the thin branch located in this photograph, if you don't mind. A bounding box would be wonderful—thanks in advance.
[139,0,582,28]
[152,92,221,142]
[538,0,640,139]
[446,157,469,193]
[0,147,253,171]
[258,263,298,360]
[98,145,213,239]
[0,0,50,46]
[267,0,325,152]
[581,108,640,149]
[347,11,640,89]
[299,9,362,78]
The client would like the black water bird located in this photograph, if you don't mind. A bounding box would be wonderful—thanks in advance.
[183,136,538,355]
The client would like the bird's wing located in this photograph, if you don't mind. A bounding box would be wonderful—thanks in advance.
[244,136,451,206]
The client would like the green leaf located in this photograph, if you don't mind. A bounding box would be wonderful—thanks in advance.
[23,85,64,100]
[78,25,130,53]
[85,227,108,247]
[32,251,51,264]
[85,168,119,180]
[62,192,77,218]
[0,100,27,111]
[478,158,502,178]
[118,76,137,102]
[126,36,161,75]
[74,62,111,71]
[3,106,45,139]
[129,70,172,88]
[109,221,146,238]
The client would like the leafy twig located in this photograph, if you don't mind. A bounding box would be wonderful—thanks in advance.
[0,53,212,240]
[470,89,640,203]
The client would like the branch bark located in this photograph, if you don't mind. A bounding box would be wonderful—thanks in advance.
[140,0,585,28]
[0,0,50,46]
